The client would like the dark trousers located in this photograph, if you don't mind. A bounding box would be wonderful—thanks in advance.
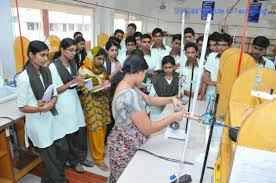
[105,117,114,143]
[38,137,68,183]
[66,127,88,166]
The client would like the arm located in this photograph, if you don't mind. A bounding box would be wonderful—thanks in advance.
[19,97,57,114]
[56,81,72,94]
[138,90,175,107]
[203,70,216,86]
[56,76,84,94]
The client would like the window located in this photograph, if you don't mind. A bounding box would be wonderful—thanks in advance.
[77,24,83,31]
[62,23,67,32]
[114,13,128,32]
[114,13,143,32]
[11,7,44,40]
[49,11,92,40]
[27,22,34,30]
[68,23,74,31]
[84,24,89,32]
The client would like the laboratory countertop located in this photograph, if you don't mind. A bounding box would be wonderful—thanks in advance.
[0,99,24,131]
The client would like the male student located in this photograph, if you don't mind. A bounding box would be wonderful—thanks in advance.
[200,32,233,99]
[184,27,195,43]
[117,36,137,65]
[141,33,160,72]
[250,36,274,69]
[151,27,171,70]
[169,34,187,71]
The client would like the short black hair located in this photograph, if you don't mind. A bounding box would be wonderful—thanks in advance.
[253,36,270,49]
[152,27,163,37]
[172,34,181,42]
[196,36,204,43]
[184,42,198,52]
[162,55,176,66]
[114,29,124,36]
[125,36,136,45]
[73,32,83,38]
[217,33,233,46]
[75,36,85,44]
[184,27,195,36]
[130,49,144,57]
[141,34,152,41]
[105,39,120,51]
[107,36,121,49]
[209,32,220,42]
[134,32,143,39]
[127,23,137,31]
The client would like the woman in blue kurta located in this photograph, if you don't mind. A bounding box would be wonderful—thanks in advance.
[108,55,187,182]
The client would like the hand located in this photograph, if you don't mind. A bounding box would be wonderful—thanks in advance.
[75,75,85,87]
[172,109,188,122]
[38,101,54,112]
[172,97,183,111]
[37,100,45,107]
[102,80,111,88]
[67,76,84,88]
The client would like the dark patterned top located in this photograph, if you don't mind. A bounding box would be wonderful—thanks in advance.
[152,72,179,97]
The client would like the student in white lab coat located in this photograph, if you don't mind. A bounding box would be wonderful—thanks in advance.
[141,34,159,71]
[50,38,93,173]
[117,36,137,65]
[17,40,68,183]
[151,27,171,70]
[200,32,233,99]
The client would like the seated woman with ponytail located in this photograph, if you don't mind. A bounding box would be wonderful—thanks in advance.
[78,46,111,171]
[49,38,93,173]
[16,40,68,183]
[107,55,188,183]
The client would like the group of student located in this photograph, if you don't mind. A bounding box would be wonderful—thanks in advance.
[16,22,275,183]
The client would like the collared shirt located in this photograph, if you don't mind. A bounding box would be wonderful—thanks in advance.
[151,44,171,70]
[144,53,160,71]
[117,51,128,65]
[256,56,275,70]
[204,52,220,96]
[205,52,220,82]
[179,60,200,93]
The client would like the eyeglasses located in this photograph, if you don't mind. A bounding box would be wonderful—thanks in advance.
[163,66,173,69]
[65,48,76,53]
[96,56,105,60]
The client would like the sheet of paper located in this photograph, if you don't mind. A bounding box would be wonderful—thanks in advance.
[230,146,276,183]
[84,78,93,91]
[42,84,55,102]
[165,127,186,141]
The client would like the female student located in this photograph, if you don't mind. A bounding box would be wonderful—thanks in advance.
[107,55,187,182]
[74,36,87,69]
[49,38,92,173]
[78,46,111,171]
[105,40,122,79]
[16,40,67,183]
[105,39,122,142]
[152,55,179,97]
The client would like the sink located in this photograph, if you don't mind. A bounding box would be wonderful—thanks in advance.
[0,86,17,104]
